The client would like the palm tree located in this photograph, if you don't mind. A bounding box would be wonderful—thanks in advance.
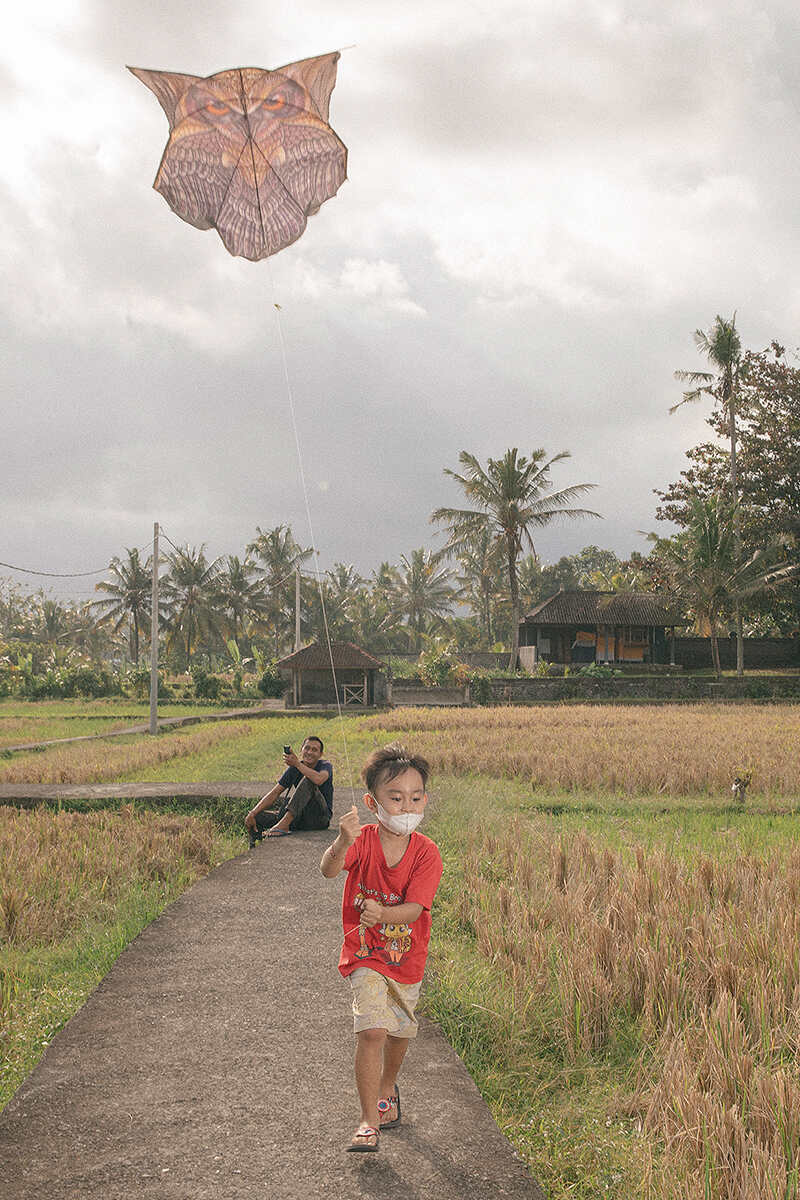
[431,448,599,668]
[321,563,365,641]
[349,589,396,655]
[450,527,506,647]
[91,548,152,664]
[673,313,746,674]
[391,549,455,652]
[162,544,223,667]
[652,493,797,679]
[247,525,312,656]
[217,555,268,653]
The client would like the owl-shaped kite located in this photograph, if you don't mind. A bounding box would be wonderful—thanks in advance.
[129,52,347,261]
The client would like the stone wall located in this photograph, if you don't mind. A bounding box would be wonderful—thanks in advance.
[484,674,800,703]
[390,684,470,706]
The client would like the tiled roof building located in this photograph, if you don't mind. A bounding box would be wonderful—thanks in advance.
[519,590,686,666]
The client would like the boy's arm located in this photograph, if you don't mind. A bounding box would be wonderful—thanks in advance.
[320,805,360,877]
[360,898,423,927]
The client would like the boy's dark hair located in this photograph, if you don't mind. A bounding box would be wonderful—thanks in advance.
[362,743,430,793]
[304,735,324,752]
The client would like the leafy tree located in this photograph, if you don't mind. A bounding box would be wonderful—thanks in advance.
[650,494,797,678]
[658,341,800,631]
[391,548,455,652]
[569,545,621,586]
[91,548,152,664]
[162,544,223,667]
[432,448,599,668]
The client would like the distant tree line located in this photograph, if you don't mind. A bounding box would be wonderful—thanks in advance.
[2,329,798,683]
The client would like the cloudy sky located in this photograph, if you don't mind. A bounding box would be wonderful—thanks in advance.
[2,0,799,602]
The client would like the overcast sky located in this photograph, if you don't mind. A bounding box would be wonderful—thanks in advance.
[2,0,799,602]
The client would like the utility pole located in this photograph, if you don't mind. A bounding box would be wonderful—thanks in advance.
[295,565,301,652]
[149,522,159,735]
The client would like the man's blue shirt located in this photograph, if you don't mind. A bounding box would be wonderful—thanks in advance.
[278,759,334,817]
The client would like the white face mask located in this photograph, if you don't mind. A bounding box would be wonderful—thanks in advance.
[372,800,424,837]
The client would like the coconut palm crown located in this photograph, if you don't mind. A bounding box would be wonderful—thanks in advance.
[431,448,599,668]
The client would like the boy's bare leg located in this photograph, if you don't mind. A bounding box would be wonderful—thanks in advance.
[354,1027,387,1127]
[379,1034,410,1100]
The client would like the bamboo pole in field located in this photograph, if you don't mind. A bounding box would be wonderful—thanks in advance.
[149,522,159,736]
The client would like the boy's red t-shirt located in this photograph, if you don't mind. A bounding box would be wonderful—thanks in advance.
[338,823,443,984]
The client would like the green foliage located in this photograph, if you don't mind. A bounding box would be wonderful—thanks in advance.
[20,665,117,699]
[257,662,285,698]
[190,665,221,700]
[386,657,419,680]
[123,665,173,701]
[417,640,462,687]
[468,672,493,705]
[576,662,621,679]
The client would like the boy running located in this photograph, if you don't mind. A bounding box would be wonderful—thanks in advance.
[320,744,443,1153]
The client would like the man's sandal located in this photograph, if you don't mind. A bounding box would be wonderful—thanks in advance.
[346,1124,380,1153]
[265,828,291,838]
[378,1084,401,1129]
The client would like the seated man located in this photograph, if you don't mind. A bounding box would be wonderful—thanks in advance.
[245,735,333,846]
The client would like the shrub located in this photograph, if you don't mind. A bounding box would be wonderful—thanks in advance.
[191,666,221,700]
[469,672,493,706]
[68,666,115,697]
[577,662,620,680]
[417,640,462,688]
[257,662,285,698]
[744,679,772,699]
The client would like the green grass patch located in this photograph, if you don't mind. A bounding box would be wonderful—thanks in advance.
[117,714,389,786]
[430,773,800,859]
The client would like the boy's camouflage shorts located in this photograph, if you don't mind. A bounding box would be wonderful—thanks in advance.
[348,967,422,1038]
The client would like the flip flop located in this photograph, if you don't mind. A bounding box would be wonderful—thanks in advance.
[265,828,291,837]
[346,1125,379,1153]
[378,1084,401,1129]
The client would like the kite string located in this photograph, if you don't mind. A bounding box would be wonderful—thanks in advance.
[266,262,356,803]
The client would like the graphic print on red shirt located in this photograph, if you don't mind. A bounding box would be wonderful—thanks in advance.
[338,823,443,984]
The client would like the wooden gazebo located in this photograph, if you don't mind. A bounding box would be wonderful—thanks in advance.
[276,641,385,707]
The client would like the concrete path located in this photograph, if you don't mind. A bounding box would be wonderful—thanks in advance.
[0,782,268,806]
[0,788,545,1199]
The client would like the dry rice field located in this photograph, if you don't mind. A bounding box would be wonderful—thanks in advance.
[359,704,800,797]
[0,720,254,784]
[458,817,800,1198]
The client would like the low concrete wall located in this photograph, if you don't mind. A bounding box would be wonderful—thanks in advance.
[484,675,800,702]
[391,685,470,706]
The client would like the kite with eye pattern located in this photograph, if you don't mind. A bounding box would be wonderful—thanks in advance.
[129,52,347,261]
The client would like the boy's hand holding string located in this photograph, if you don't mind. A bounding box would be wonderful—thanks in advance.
[320,804,360,879]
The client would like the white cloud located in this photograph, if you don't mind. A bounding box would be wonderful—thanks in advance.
[339,258,426,316]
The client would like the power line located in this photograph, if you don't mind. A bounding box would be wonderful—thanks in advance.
[0,540,153,580]
[0,559,111,579]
